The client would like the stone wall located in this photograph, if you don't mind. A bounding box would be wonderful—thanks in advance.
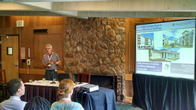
[64,17,126,101]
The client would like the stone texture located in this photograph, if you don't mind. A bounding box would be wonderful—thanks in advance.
[65,24,70,30]
[109,54,116,61]
[108,29,116,41]
[93,54,98,59]
[116,34,122,42]
[93,67,101,74]
[75,53,82,59]
[109,41,118,47]
[88,31,92,36]
[117,27,125,33]
[72,46,82,53]
[111,58,121,66]
[102,19,107,25]
[70,29,77,36]
[71,66,77,73]
[97,25,104,32]
[91,41,96,49]
[99,65,107,73]
[77,67,83,73]
[105,25,111,31]
[97,50,108,58]
[104,58,111,64]
[96,32,103,38]
[83,26,92,31]
[108,46,115,53]
[119,22,125,27]
[100,42,108,49]
[121,34,125,41]
[65,30,71,34]
[109,19,118,29]
[70,40,76,47]
[92,59,102,67]
[65,52,73,58]
[88,34,97,42]
[109,67,117,76]
[82,32,88,41]
[64,17,125,101]
[118,41,125,48]
[91,22,96,28]
[121,56,125,63]
[65,35,69,41]
[72,34,80,42]
[120,63,125,69]
[86,54,93,61]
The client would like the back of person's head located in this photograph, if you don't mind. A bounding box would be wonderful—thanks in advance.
[7,78,22,96]
[24,96,50,110]
[57,79,74,99]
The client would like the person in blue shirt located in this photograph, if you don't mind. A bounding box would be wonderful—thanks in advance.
[0,78,27,110]
[51,79,84,110]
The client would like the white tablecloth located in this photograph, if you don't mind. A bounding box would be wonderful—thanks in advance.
[24,80,88,87]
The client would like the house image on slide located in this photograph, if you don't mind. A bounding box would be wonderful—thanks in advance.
[150,48,180,61]
[137,34,154,49]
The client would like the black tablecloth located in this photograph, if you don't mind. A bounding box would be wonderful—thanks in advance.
[21,85,58,104]
[132,73,196,110]
[74,87,117,110]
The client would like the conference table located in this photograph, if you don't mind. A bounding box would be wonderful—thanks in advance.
[21,80,117,110]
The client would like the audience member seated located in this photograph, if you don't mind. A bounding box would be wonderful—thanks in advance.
[24,96,50,110]
[51,79,84,110]
[0,78,26,110]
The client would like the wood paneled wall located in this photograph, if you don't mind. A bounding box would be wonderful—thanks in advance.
[124,18,184,102]
[0,16,64,79]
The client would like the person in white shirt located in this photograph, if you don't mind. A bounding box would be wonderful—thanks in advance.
[0,78,27,110]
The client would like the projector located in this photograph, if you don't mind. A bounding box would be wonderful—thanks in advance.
[80,84,99,92]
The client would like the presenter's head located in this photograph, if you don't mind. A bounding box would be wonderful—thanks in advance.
[45,44,53,55]
[57,79,74,100]
[7,78,25,97]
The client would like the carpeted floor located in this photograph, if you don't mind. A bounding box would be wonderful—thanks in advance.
[116,103,143,110]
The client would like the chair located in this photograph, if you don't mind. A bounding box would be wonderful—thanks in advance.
[78,73,91,84]
[0,70,7,99]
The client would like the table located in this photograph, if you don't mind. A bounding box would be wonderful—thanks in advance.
[21,80,88,103]
[73,87,117,110]
[21,80,59,103]
[22,81,117,110]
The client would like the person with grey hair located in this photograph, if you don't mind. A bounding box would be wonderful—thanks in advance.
[42,44,61,81]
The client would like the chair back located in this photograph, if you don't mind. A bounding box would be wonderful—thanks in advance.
[0,70,6,83]
[78,73,91,83]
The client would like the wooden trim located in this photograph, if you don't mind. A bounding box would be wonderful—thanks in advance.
[124,96,133,103]
[125,74,132,81]
[19,68,64,75]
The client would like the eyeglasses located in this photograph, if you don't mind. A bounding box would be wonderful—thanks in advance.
[45,48,51,50]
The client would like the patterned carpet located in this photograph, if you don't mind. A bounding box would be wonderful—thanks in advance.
[116,103,143,110]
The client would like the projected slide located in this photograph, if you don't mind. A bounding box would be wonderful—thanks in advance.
[135,19,195,79]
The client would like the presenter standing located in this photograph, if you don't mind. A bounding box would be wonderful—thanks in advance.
[42,44,61,81]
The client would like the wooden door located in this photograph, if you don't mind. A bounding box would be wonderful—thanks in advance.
[1,36,19,82]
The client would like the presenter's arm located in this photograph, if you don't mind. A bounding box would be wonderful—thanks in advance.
[42,55,54,67]
[55,54,61,66]
[55,61,61,66]
[43,62,53,67]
